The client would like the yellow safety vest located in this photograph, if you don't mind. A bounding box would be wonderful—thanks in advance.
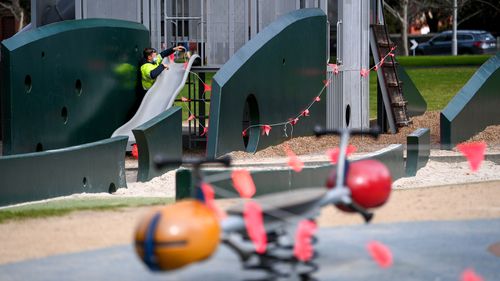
[140,55,163,90]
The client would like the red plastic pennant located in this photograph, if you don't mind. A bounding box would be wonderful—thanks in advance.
[244,201,267,254]
[360,68,369,77]
[231,170,256,198]
[461,268,484,281]
[315,96,321,102]
[301,109,310,117]
[366,241,393,268]
[456,142,487,172]
[374,65,379,71]
[261,125,272,136]
[169,53,175,61]
[328,63,339,75]
[293,220,317,262]
[204,84,212,92]
[380,57,386,65]
[242,129,248,137]
[131,144,139,159]
[200,182,227,220]
[187,114,196,121]
[327,145,357,164]
[323,79,330,87]
[289,118,299,126]
[201,126,208,137]
[181,96,190,102]
[284,146,304,173]
[390,46,396,51]
[389,53,395,57]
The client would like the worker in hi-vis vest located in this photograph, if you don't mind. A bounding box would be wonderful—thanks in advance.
[140,45,185,92]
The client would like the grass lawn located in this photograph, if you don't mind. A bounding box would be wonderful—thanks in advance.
[0,197,173,223]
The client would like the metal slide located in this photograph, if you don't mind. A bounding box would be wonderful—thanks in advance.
[112,54,200,148]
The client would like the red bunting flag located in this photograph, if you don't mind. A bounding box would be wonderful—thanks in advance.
[389,53,395,57]
[360,68,369,77]
[181,96,190,102]
[261,125,272,136]
[366,241,393,268]
[374,65,379,71]
[328,63,339,75]
[131,144,139,159]
[169,53,175,61]
[201,126,208,137]
[242,129,248,137]
[456,142,487,172]
[200,182,227,220]
[380,57,386,65]
[293,220,317,261]
[301,109,310,117]
[461,268,484,281]
[289,118,299,126]
[323,79,330,87]
[327,145,357,164]
[231,170,256,198]
[187,114,196,121]
[284,145,304,173]
[315,96,321,102]
[204,84,212,92]
[244,201,267,254]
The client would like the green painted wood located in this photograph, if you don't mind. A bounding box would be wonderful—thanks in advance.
[397,65,427,117]
[440,53,500,149]
[176,144,404,200]
[206,9,327,159]
[406,128,430,177]
[0,19,149,155]
[132,107,182,182]
[0,136,128,207]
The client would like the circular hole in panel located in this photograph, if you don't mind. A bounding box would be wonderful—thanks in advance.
[75,79,82,96]
[242,94,260,152]
[345,104,351,127]
[61,107,68,124]
[25,75,32,93]
[83,177,88,188]
[108,183,117,194]
[282,58,286,65]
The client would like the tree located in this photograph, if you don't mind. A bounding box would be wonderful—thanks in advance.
[0,0,30,32]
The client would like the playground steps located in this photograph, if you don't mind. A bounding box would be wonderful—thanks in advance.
[370,24,412,129]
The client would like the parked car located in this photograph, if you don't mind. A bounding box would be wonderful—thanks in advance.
[416,30,497,55]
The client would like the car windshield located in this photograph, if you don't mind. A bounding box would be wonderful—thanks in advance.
[478,33,495,41]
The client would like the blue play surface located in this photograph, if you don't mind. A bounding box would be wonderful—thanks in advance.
[1,219,499,281]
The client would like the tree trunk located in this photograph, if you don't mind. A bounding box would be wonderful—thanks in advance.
[401,0,409,56]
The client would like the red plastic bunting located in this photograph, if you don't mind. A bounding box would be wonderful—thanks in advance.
[380,57,386,66]
[131,144,139,159]
[293,220,317,261]
[301,109,310,117]
[327,145,357,164]
[231,170,256,198]
[315,96,321,102]
[187,114,196,121]
[204,84,212,92]
[461,268,484,281]
[389,53,395,57]
[261,125,272,136]
[284,146,304,173]
[181,96,190,102]
[169,53,175,61]
[374,65,379,71]
[244,201,267,254]
[328,63,339,75]
[242,129,248,137]
[360,68,369,77]
[366,241,393,268]
[201,127,208,137]
[200,183,227,220]
[289,118,299,126]
[456,142,487,172]
[323,79,330,87]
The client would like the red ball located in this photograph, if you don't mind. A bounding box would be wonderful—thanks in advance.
[325,159,392,211]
